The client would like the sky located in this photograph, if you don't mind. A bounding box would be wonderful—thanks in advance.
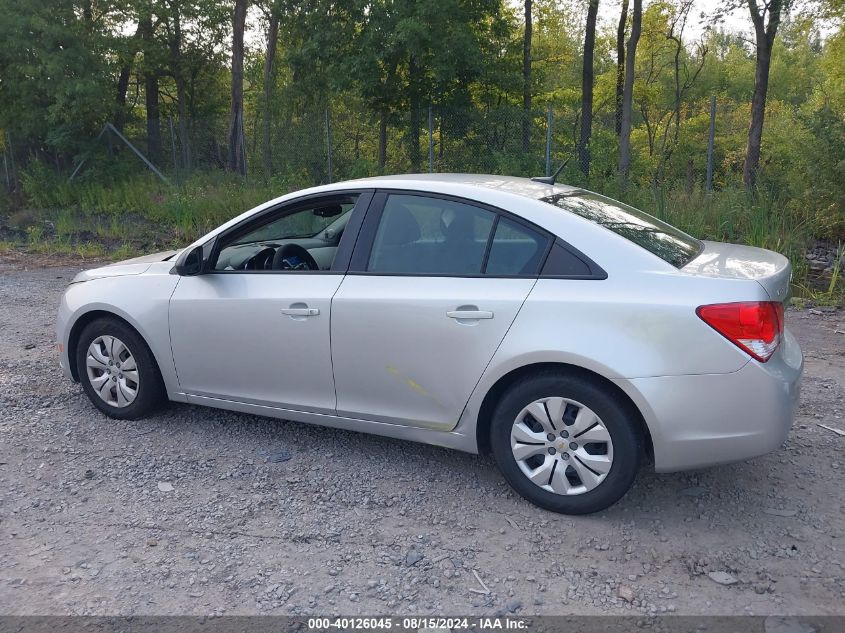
[243,1,757,44]
[242,1,780,51]
[592,0,753,42]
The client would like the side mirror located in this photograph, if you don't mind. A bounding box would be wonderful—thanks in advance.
[174,245,205,276]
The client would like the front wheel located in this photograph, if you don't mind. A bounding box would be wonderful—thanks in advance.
[490,372,642,514]
[76,318,166,420]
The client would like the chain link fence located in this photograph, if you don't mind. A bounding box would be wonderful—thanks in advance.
[2,97,731,194]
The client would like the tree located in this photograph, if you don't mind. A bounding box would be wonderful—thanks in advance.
[659,1,707,183]
[262,2,280,175]
[114,21,143,132]
[618,0,643,180]
[578,0,600,177]
[166,0,192,169]
[227,0,248,175]
[0,0,116,161]
[615,0,629,135]
[344,0,506,172]
[743,0,789,189]
[633,1,707,184]
[522,0,533,152]
[139,7,163,163]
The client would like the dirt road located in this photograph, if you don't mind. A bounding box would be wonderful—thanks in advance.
[1,261,843,616]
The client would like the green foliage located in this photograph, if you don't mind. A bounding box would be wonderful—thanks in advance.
[0,0,117,153]
[16,164,313,247]
[0,0,843,299]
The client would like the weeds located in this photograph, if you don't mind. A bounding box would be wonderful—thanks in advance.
[3,167,843,303]
[26,224,44,245]
[828,242,844,297]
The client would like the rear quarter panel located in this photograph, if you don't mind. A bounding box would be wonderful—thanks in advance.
[457,268,771,440]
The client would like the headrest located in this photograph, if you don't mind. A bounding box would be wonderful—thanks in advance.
[380,205,421,246]
[440,206,474,242]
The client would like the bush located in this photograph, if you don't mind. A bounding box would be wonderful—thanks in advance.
[4,164,841,300]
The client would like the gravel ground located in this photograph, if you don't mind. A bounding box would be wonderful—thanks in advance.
[1,261,843,617]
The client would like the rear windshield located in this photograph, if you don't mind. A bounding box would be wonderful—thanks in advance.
[541,192,703,268]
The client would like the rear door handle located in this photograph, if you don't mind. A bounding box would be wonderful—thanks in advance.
[447,310,493,320]
[282,307,320,316]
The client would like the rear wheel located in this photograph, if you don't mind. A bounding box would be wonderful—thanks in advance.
[490,372,642,514]
[75,318,166,420]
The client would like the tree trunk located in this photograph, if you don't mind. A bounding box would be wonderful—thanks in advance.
[378,110,387,172]
[145,75,162,163]
[176,76,191,170]
[262,13,279,176]
[672,40,682,143]
[170,5,191,171]
[115,23,143,133]
[227,0,248,175]
[521,0,533,153]
[140,14,161,162]
[578,0,600,177]
[743,45,771,189]
[615,0,629,135]
[408,54,422,172]
[743,0,782,190]
[618,0,642,181]
[115,64,132,132]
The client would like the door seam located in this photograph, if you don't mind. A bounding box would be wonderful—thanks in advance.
[327,275,347,413]
[451,277,541,431]
[166,276,184,390]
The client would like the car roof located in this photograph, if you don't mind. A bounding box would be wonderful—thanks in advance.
[328,173,582,201]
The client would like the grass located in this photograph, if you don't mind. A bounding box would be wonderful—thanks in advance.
[3,167,843,303]
[828,242,844,296]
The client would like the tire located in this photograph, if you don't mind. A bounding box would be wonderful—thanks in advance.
[75,317,167,420]
[490,371,642,514]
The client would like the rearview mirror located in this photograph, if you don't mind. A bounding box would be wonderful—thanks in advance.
[313,204,343,218]
[174,245,204,276]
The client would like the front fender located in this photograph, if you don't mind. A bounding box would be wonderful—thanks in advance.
[57,269,185,401]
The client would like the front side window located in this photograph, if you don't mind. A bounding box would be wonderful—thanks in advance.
[542,192,702,268]
[367,195,496,275]
[213,197,357,271]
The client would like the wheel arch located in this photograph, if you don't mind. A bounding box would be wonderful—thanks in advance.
[67,309,163,383]
[474,362,653,462]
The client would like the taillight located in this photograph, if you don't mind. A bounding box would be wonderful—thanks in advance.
[696,301,784,362]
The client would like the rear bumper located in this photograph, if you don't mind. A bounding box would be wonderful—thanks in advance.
[615,328,803,472]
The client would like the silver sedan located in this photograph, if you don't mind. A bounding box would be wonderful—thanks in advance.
[56,175,803,514]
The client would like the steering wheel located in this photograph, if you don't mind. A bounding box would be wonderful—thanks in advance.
[272,244,320,271]
[245,247,277,270]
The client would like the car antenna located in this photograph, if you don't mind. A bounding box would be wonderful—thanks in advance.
[530,156,571,185]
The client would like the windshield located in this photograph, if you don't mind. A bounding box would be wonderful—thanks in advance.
[232,205,354,246]
[542,192,702,268]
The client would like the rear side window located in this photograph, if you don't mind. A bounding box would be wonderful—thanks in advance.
[485,217,548,276]
[542,192,702,268]
[367,194,495,274]
[541,242,593,277]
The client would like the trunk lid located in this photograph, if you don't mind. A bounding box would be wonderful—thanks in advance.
[681,240,792,302]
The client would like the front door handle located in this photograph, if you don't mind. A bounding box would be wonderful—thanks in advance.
[447,310,493,320]
[282,307,320,317]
